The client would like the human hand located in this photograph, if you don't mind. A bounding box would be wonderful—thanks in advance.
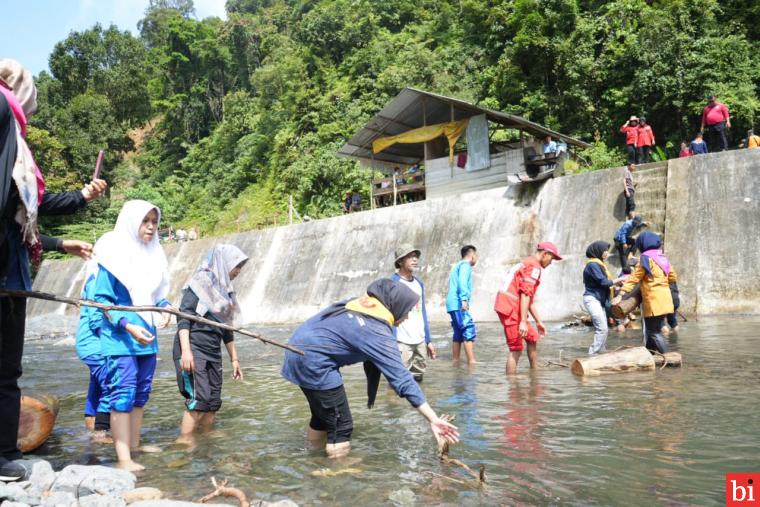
[518,320,528,338]
[81,179,107,202]
[125,324,155,346]
[231,360,243,380]
[461,301,469,312]
[157,309,173,329]
[427,343,437,360]
[181,351,195,372]
[536,321,547,336]
[430,417,459,445]
[61,240,93,260]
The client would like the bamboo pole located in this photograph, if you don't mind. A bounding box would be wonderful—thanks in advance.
[0,289,304,356]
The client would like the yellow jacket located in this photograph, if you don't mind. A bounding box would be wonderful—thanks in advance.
[621,261,677,317]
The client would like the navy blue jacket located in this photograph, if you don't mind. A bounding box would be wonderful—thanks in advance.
[583,262,614,305]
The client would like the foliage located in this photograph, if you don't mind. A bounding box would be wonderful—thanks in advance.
[23,0,760,246]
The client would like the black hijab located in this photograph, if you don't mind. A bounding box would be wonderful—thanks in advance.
[585,241,610,260]
[366,278,419,323]
[363,278,419,409]
[0,93,18,275]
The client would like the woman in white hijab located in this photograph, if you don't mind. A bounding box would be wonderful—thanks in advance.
[91,200,171,472]
[173,244,248,442]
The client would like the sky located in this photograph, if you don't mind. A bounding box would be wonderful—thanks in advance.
[1,0,228,76]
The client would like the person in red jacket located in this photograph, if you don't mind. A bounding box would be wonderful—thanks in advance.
[620,116,639,165]
[494,242,562,375]
[636,117,655,163]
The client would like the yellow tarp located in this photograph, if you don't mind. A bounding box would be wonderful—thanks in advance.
[372,119,469,162]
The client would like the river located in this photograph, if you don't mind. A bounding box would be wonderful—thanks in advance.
[20,316,759,506]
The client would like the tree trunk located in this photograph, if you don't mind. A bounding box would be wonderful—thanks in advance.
[18,394,60,453]
[654,351,682,367]
[612,287,642,319]
[571,346,655,376]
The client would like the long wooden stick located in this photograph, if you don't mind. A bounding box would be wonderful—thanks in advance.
[0,288,304,356]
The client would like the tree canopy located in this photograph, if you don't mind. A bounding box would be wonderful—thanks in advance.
[28,0,760,239]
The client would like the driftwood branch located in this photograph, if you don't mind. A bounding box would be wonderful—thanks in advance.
[199,477,249,507]
[0,288,304,356]
[437,414,486,485]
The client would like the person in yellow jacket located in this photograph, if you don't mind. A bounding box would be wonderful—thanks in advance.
[613,232,677,353]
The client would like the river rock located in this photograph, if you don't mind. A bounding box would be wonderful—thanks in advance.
[51,466,135,497]
[122,487,162,504]
[53,337,75,347]
[78,493,127,507]
[0,481,40,505]
[2,501,31,507]
[23,460,56,493]
[40,490,76,506]
[130,501,229,507]
[388,488,416,506]
[259,501,299,507]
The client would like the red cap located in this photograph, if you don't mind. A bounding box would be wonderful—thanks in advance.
[537,241,563,260]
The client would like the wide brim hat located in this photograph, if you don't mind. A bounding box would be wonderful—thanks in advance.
[394,244,421,268]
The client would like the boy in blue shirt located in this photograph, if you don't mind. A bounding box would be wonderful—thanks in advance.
[445,245,478,364]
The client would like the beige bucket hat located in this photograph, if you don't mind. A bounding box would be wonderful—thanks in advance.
[394,244,421,268]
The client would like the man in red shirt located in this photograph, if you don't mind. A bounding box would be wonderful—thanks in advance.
[494,242,562,375]
[619,116,639,165]
[636,117,655,163]
[700,95,731,152]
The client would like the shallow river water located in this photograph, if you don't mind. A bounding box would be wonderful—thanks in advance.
[20,316,760,506]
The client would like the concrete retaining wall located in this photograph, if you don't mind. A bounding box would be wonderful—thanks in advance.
[29,150,760,323]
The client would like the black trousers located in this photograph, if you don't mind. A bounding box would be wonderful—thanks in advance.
[615,241,631,274]
[626,144,637,164]
[0,296,26,460]
[637,146,651,164]
[643,315,669,353]
[706,122,728,151]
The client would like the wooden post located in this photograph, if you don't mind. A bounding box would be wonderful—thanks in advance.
[422,98,429,163]
[393,168,397,206]
[370,154,375,210]
[288,195,293,225]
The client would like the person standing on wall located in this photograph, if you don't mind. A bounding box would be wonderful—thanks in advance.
[613,232,677,354]
[494,242,562,374]
[623,163,636,219]
[390,245,436,382]
[620,116,639,165]
[446,245,478,365]
[636,117,655,163]
[281,279,459,458]
[700,95,730,152]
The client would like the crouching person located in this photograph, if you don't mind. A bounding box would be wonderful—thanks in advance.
[174,244,248,443]
[281,279,459,458]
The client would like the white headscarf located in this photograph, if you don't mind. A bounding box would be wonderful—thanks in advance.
[94,200,169,327]
[0,59,38,118]
[185,244,248,325]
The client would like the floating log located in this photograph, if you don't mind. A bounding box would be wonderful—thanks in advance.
[571,346,655,376]
[612,287,642,319]
[18,394,59,453]
[653,351,682,368]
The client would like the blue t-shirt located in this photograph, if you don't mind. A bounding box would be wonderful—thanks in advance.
[445,260,472,312]
[75,273,102,360]
[281,303,426,408]
[92,266,167,357]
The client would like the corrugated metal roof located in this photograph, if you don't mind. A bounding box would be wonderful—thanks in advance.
[337,88,591,166]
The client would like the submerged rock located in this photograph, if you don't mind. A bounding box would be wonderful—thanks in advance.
[51,466,135,497]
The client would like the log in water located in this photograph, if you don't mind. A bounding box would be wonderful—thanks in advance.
[18,394,59,453]
[571,346,655,376]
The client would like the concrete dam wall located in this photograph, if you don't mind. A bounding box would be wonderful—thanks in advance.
[29,149,760,323]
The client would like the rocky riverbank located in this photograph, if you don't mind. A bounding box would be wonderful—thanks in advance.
[0,460,297,507]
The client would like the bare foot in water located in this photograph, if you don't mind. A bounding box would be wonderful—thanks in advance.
[175,434,197,450]
[132,444,162,454]
[90,430,113,444]
[116,460,145,472]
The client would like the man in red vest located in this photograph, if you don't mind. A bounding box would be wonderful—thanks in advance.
[495,242,562,374]
[636,117,655,163]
